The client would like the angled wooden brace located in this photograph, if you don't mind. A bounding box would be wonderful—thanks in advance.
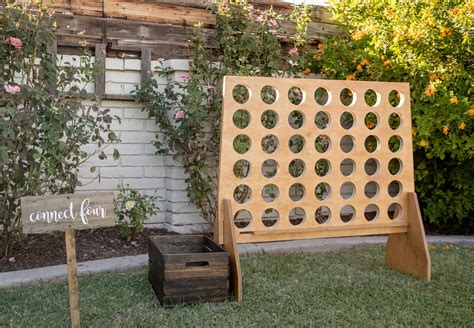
[385,192,431,280]
[222,199,243,302]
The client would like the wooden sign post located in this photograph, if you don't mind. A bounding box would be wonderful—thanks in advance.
[21,192,115,328]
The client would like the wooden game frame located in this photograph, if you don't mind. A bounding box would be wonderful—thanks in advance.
[215,76,431,301]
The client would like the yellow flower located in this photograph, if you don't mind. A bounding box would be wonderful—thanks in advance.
[442,244,454,251]
[429,73,437,82]
[303,68,311,76]
[450,97,459,104]
[428,245,437,252]
[412,129,417,136]
[383,60,392,66]
[442,126,449,135]
[317,43,325,54]
[361,59,369,66]
[425,85,437,96]
[356,64,363,72]
[418,139,428,147]
[459,122,466,130]
[125,200,136,210]
[467,108,474,117]
[346,73,356,81]
[352,30,366,41]
[439,27,452,40]
[448,7,460,16]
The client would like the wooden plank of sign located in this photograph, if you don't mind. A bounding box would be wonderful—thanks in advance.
[21,192,115,234]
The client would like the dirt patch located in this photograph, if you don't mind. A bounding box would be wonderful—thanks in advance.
[0,227,172,273]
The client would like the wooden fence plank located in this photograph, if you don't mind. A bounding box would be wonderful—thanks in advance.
[95,43,106,99]
[141,47,152,86]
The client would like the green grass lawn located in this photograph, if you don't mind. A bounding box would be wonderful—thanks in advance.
[1,246,473,327]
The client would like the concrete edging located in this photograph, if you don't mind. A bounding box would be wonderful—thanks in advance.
[1,235,472,289]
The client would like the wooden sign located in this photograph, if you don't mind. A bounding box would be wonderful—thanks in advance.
[21,192,115,234]
[21,192,115,328]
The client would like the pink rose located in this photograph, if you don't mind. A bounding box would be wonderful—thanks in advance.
[175,110,185,119]
[4,84,21,94]
[268,19,277,27]
[5,37,23,49]
[181,73,190,81]
[204,84,215,92]
[288,47,298,56]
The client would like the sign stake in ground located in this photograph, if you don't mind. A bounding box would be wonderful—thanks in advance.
[21,193,115,328]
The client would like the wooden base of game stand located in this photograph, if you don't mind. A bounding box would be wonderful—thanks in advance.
[385,192,431,281]
[219,192,431,302]
[222,199,242,302]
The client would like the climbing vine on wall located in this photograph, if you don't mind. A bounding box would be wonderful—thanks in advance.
[135,0,310,223]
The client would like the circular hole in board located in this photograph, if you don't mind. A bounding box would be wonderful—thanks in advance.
[233,135,251,154]
[340,111,355,129]
[262,184,279,203]
[262,208,279,227]
[340,182,356,200]
[315,111,330,129]
[289,159,306,178]
[315,182,331,200]
[340,88,355,106]
[262,159,279,178]
[289,110,304,129]
[289,135,305,154]
[289,183,305,201]
[233,184,252,204]
[388,203,403,220]
[364,204,379,221]
[364,181,379,199]
[340,135,355,153]
[340,159,356,177]
[232,84,249,104]
[261,85,278,104]
[289,207,306,225]
[340,205,356,223]
[261,135,279,154]
[388,181,402,197]
[314,87,330,106]
[234,209,251,228]
[233,109,250,129]
[261,110,279,129]
[233,160,251,179]
[315,206,331,224]
[288,86,304,105]
[315,159,331,177]
[315,135,331,153]
[364,158,379,176]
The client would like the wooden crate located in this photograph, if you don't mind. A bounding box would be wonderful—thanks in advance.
[148,235,229,306]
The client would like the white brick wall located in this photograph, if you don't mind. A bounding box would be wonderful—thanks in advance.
[77,59,209,233]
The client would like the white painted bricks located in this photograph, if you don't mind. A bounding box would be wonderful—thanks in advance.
[78,58,209,233]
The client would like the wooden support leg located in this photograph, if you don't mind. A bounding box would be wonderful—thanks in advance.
[385,192,431,280]
[65,229,81,328]
[222,199,242,302]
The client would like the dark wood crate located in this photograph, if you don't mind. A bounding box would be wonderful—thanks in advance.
[148,235,229,306]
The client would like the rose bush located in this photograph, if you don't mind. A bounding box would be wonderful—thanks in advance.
[0,1,119,258]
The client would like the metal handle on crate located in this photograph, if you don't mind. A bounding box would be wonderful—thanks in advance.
[185,261,209,268]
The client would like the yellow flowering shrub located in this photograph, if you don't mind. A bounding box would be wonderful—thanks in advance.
[301,0,473,231]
